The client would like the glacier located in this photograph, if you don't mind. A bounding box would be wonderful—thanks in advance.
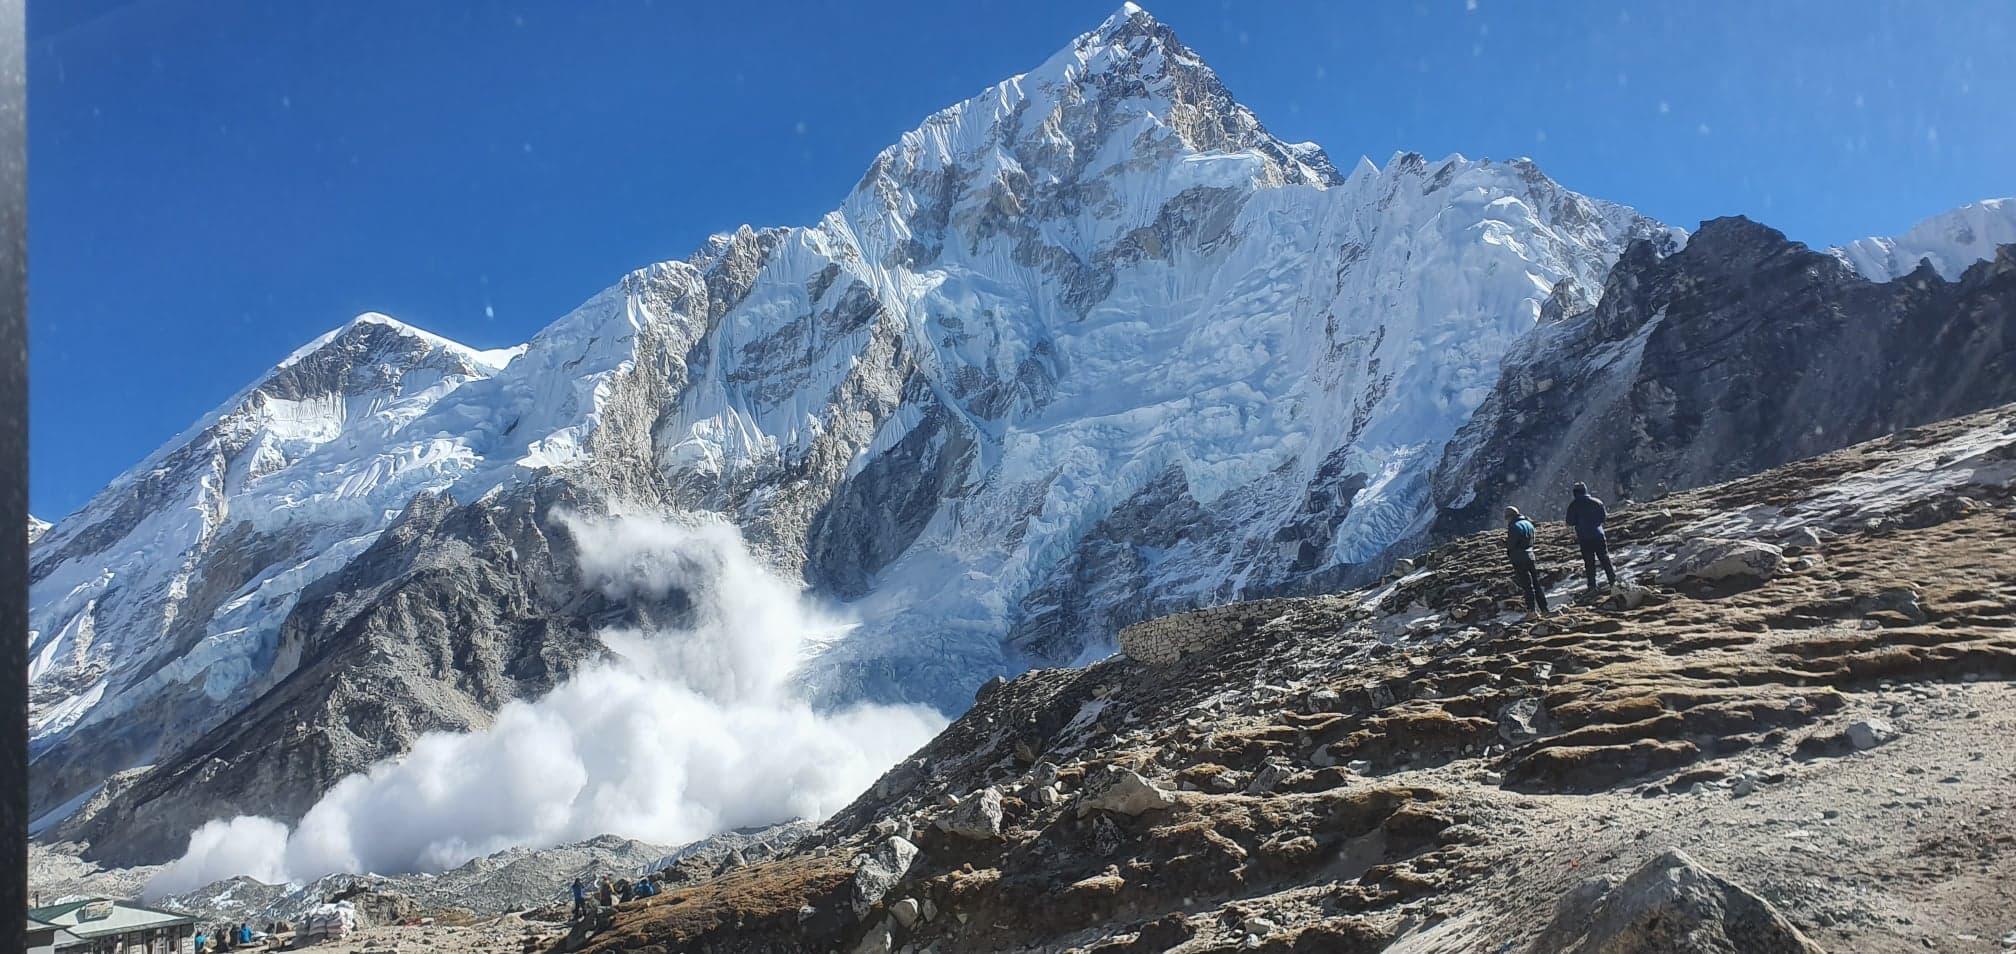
[26,4,2014,855]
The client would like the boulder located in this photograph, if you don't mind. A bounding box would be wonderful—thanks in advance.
[974,675,1008,702]
[848,836,920,917]
[871,758,926,800]
[1028,760,1061,789]
[1498,697,1543,745]
[1852,587,1928,623]
[852,919,893,954]
[1246,759,1293,795]
[936,787,1004,839]
[326,885,416,928]
[890,898,922,929]
[1654,538,1785,587]
[1607,583,1652,610]
[1528,848,1824,953]
[1779,525,1825,550]
[1846,718,1896,750]
[1076,769,1178,818]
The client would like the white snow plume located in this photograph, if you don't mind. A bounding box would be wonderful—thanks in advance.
[148,513,945,896]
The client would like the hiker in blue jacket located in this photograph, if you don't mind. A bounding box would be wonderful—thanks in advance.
[1565,482,1617,592]
[1505,505,1549,616]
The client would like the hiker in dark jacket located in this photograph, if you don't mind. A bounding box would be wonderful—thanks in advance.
[571,877,588,920]
[1564,482,1617,592]
[1505,506,1549,616]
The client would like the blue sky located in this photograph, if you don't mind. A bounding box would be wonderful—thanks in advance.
[28,0,2014,517]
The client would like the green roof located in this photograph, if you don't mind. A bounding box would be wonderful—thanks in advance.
[27,899,196,938]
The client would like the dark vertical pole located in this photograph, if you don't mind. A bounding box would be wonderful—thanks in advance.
[0,0,22,946]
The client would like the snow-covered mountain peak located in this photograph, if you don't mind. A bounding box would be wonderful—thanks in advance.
[1832,196,2016,280]
[284,311,520,374]
[26,303,520,787]
[846,0,1333,233]
[31,6,1695,857]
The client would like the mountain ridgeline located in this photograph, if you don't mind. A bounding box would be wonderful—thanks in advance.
[1431,216,2016,539]
[25,3,2016,866]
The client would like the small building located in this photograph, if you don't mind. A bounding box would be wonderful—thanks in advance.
[26,899,196,954]
[26,916,78,954]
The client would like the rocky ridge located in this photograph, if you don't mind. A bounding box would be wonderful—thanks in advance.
[556,401,2016,953]
[1430,216,2016,542]
[25,1,2016,882]
[31,3,1686,863]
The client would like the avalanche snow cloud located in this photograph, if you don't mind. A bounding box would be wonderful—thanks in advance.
[38,0,2016,872]
[147,516,944,895]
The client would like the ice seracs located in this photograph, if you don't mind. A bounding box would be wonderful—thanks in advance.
[28,3,2016,865]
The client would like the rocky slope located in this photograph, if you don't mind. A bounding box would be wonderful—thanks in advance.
[29,822,811,929]
[31,3,1687,862]
[557,400,2016,953]
[27,316,522,835]
[28,1,2015,876]
[1429,218,2016,541]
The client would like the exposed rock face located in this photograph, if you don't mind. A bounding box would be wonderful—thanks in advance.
[1528,848,1825,954]
[53,477,628,862]
[935,788,1004,840]
[1431,218,2016,539]
[29,4,2014,875]
[847,836,919,918]
[559,401,2016,953]
[1073,769,1177,818]
[32,4,1686,859]
[1652,538,1785,588]
[27,317,519,830]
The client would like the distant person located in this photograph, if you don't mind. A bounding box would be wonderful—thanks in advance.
[1505,506,1549,617]
[239,924,253,946]
[1565,482,1617,592]
[192,930,207,954]
[597,875,615,908]
[571,877,588,920]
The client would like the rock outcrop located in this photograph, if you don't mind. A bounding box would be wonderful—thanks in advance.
[1432,217,2016,541]
[558,400,2016,953]
[31,5,1691,862]
[1529,848,1824,954]
[30,2,2015,882]
[1652,537,1785,588]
